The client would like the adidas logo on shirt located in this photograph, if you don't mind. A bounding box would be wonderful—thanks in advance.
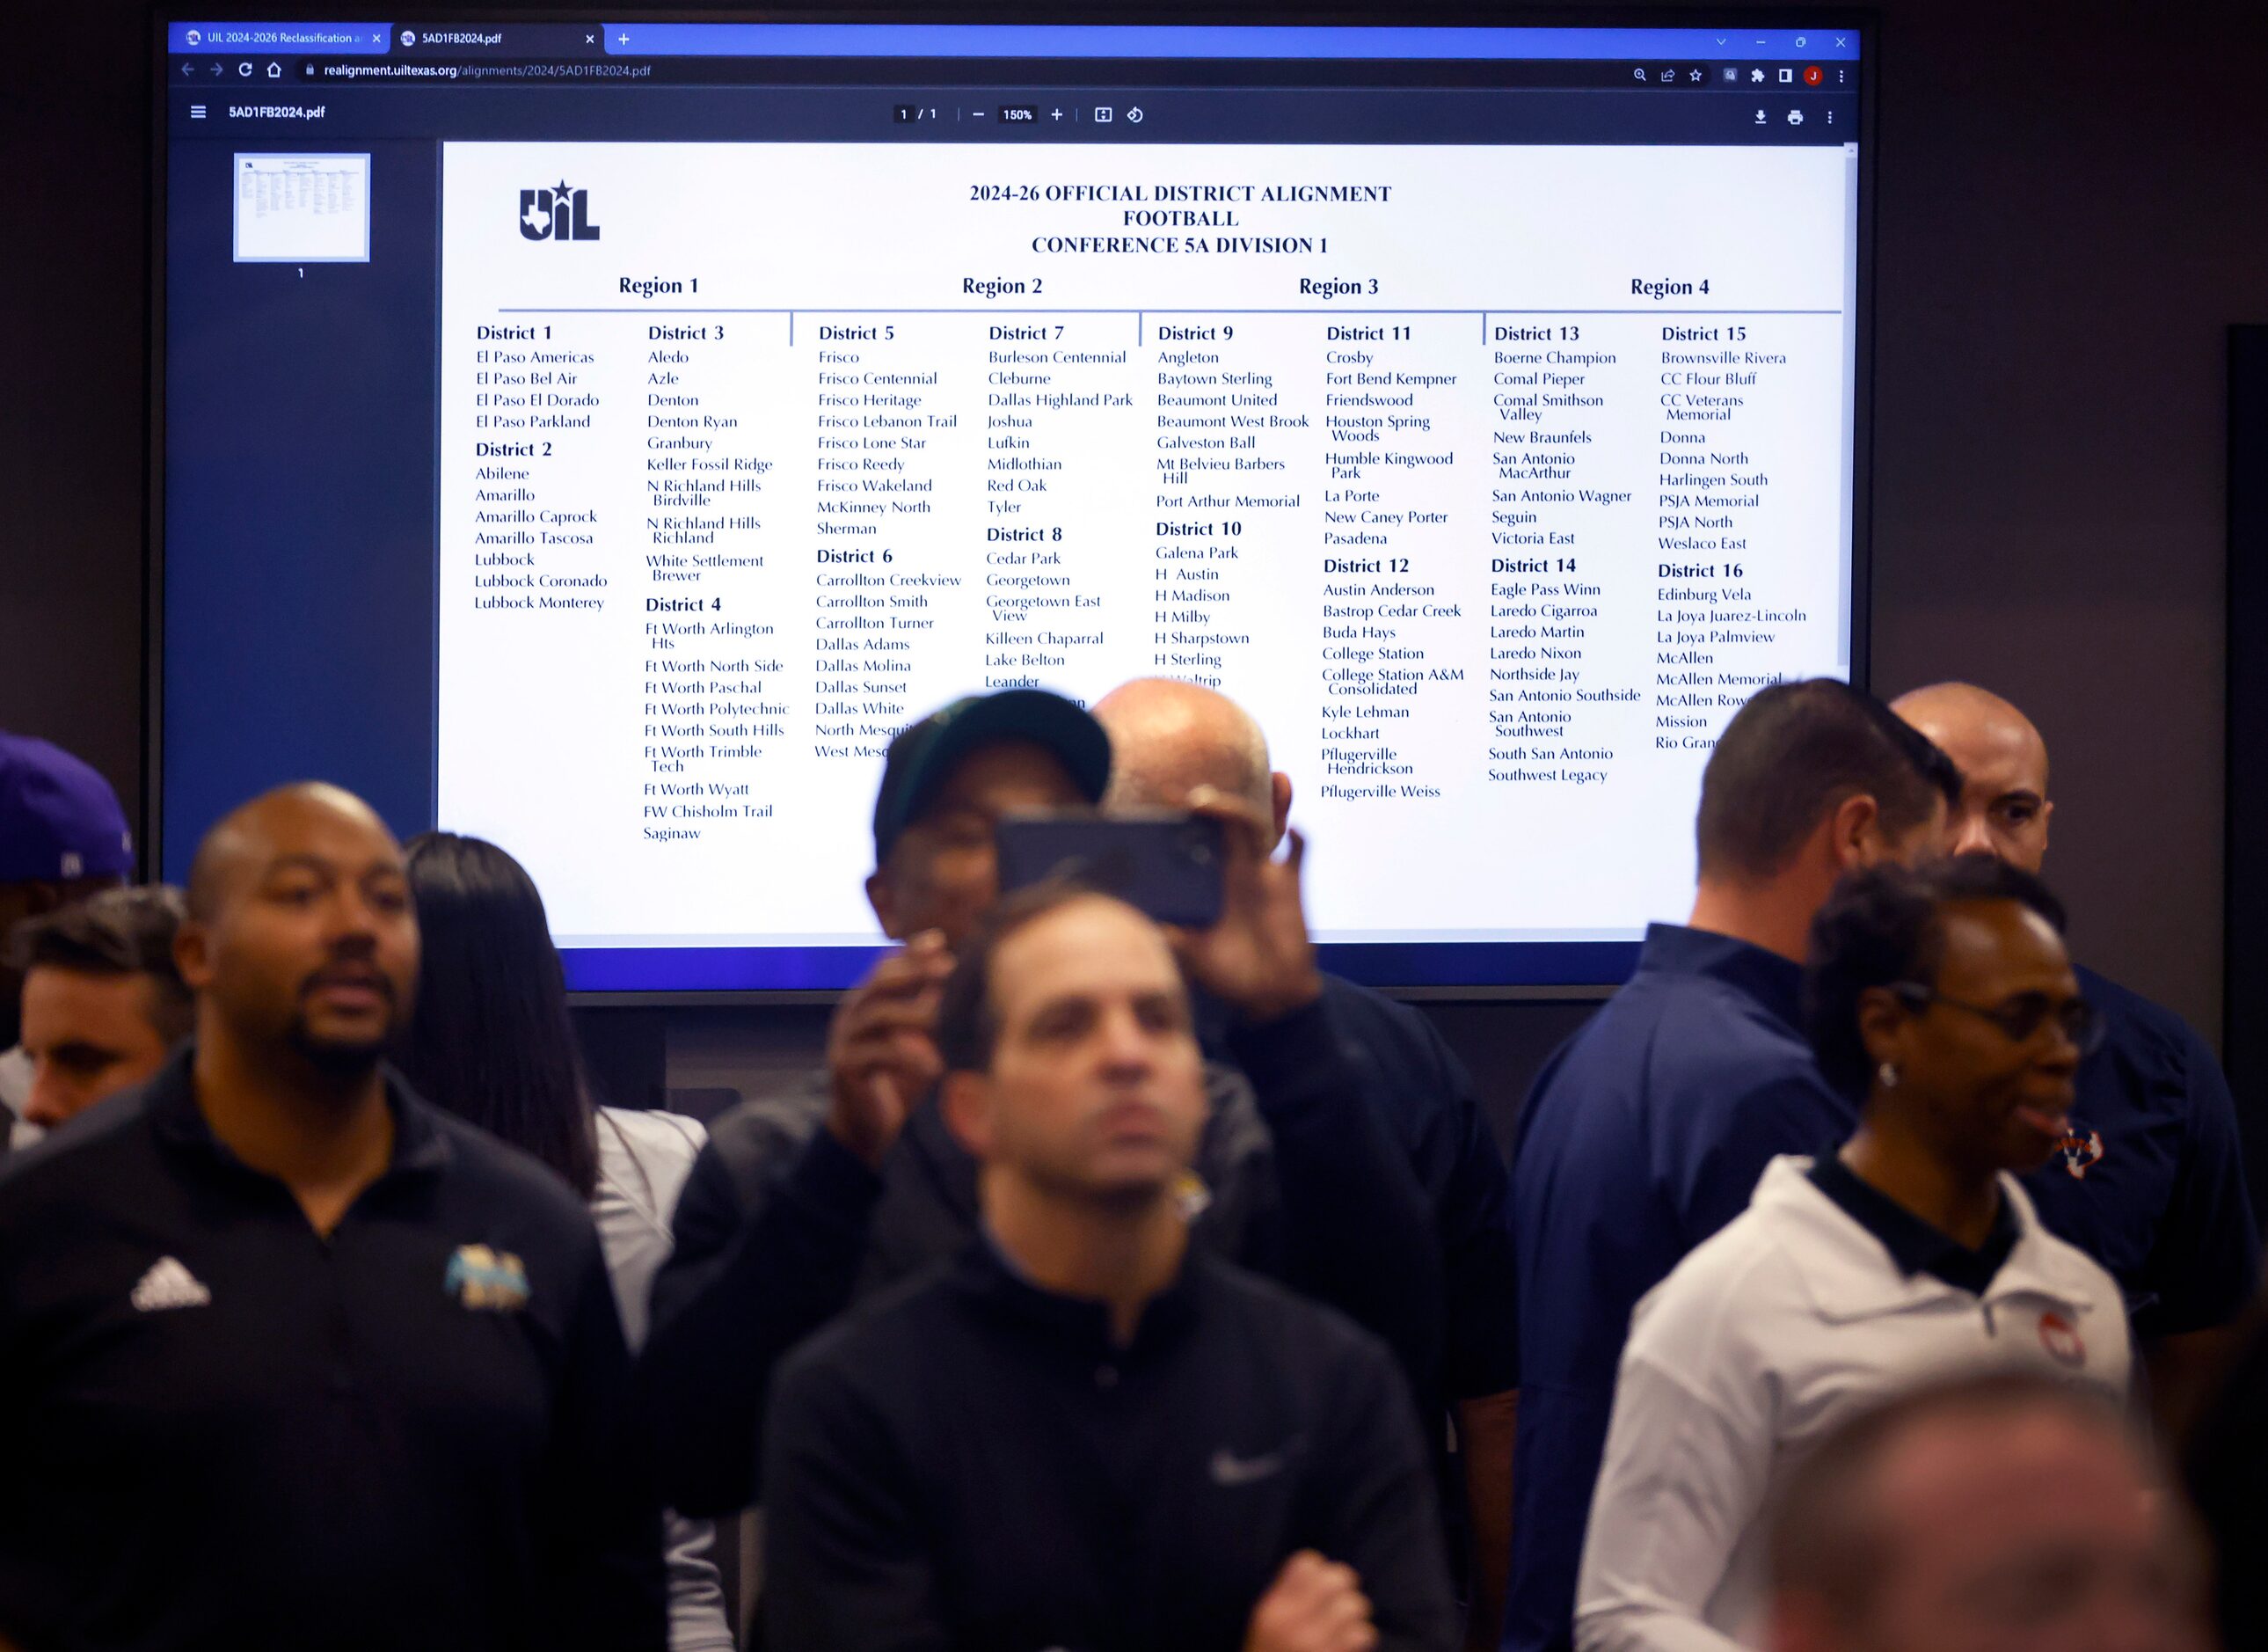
[131,1256,212,1312]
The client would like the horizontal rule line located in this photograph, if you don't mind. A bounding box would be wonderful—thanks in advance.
[490,307,1842,316]
[1485,308,1838,315]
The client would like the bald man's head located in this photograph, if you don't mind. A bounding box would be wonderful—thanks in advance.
[1891,683,2053,872]
[177,784,418,1079]
[186,783,390,922]
[1093,678,1291,847]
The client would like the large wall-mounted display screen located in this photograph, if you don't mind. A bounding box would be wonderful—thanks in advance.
[156,15,1871,992]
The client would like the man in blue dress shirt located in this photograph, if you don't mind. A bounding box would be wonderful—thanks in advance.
[1894,682,2260,1420]
[1501,678,1960,1652]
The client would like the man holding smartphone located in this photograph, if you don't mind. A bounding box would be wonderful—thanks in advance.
[645,688,1440,1523]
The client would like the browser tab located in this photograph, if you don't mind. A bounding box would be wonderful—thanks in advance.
[391,23,607,56]
[170,22,390,55]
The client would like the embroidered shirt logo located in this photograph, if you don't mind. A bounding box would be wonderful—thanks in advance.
[1209,1436,1303,1488]
[2038,1310,2087,1368]
[2057,1127,2105,1181]
[445,1245,531,1312]
[131,1256,212,1312]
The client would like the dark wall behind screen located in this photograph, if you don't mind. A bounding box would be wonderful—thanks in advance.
[4,0,2266,1139]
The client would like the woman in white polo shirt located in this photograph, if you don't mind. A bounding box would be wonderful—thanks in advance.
[1574,855,2129,1652]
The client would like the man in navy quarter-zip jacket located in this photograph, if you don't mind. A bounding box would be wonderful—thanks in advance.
[763,881,1457,1652]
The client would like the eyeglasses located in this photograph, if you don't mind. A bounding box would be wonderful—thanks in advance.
[1890,982,2106,1056]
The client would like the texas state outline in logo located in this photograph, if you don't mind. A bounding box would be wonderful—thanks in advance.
[518,180,602,243]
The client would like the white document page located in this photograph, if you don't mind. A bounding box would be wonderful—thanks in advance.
[233,152,370,263]
[434,141,1858,949]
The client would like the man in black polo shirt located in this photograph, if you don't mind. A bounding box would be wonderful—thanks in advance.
[763,882,1457,1651]
[1893,683,2260,1418]
[0,783,663,1651]
[645,690,1440,1520]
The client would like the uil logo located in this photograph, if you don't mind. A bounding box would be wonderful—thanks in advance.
[2057,1127,2106,1181]
[519,180,602,242]
[446,1245,532,1311]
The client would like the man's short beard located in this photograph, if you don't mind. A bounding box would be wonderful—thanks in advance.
[286,1020,390,1081]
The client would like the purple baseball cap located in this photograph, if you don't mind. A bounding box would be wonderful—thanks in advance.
[0,732,134,883]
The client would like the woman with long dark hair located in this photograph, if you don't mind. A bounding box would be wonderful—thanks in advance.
[399,831,733,1652]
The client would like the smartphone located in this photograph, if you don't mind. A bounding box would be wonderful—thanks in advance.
[994,811,1227,928]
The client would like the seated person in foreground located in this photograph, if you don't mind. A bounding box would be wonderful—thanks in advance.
[1771,1372,2206,1652]
[761,882,1457,1652]
[1575,856,2130,1652]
